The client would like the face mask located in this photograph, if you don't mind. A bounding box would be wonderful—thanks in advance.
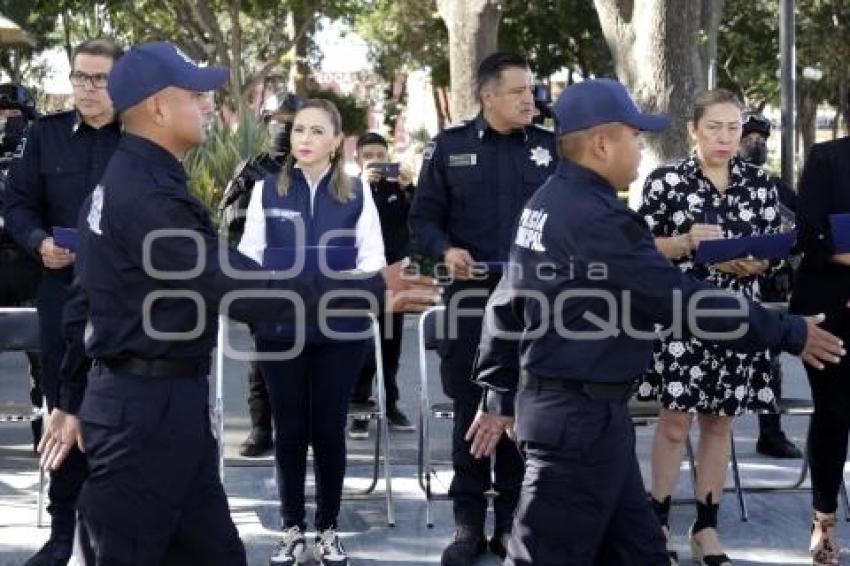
[268,121,293,156]
[740,139,767,166]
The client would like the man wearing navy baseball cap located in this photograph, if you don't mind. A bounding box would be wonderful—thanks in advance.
[464,78,844,565]
[39,41,440,565]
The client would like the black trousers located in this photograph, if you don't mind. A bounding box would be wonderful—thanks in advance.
[442,279,523,532]
[257,338,367,531]
[507,387,669,566]
[37,274,89,540]
[246,352,272,432]
[792,280,850,514]
[806,351,850,513]
[77,365,245,565]
[352,312,403,407]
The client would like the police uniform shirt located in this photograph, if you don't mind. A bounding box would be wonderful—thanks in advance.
[5,110,121,259]
[411,115,556,263]
[474,159,808,415]
[57,134,386,413]
[238,165,386,271]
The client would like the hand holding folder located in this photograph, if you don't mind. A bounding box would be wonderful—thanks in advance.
[693,232,797,264]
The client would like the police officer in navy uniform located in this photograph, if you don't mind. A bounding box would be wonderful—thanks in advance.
[410,51,556,564]
[0,83,43,452]
[4,39,123,566]
[219,92,304,458]
[35,41,438,565]
[465,79,846,565]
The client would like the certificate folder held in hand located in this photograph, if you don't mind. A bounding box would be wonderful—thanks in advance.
[830,213,850,253]
[693,232,797,264]
[52,226,79,252]
[262,246,357,273]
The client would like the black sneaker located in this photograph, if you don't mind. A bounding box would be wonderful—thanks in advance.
[240,428,273,458]
[756,434,803,459]
[269,526,310,565]
[315,528,348,565]
[441,528,486,566]
[489,530,511,559]
[23,537,72,566]
[348,418,370,440]
[387,405,414,431]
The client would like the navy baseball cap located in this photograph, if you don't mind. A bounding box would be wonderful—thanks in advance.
[108,41,228,113]
[552,79,670,135]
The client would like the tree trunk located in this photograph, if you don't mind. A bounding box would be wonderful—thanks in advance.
[594,0,723,206]
[292,8,314,96]
[696,0,725,90]
[229,0,245,114]
[436,0,501,122]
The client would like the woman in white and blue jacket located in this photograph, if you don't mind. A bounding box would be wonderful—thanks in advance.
[238,99,385,566]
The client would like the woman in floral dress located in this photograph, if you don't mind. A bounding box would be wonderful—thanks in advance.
[637,89,782,566]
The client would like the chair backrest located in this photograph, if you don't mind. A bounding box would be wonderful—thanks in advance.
[0,307,40,352]
[422,306,444,351]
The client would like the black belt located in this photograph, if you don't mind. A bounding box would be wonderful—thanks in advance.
[99,357,209,378]
[519,371,633,402]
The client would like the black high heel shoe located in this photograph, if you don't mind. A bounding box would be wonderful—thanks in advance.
[650,495,679,565]
[689,494,732,566]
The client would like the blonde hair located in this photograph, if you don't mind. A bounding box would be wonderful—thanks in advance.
[276,98,353,202]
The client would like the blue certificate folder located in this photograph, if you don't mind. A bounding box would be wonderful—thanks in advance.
[262,246,357,273]
[830,213,850,253]
[52,226,78,252]
[693,232,797,264]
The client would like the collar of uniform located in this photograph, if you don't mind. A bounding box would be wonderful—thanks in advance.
[119,133,187,182]
[555,159,617,194]
[71,110,120,136]
[473,113,529,142]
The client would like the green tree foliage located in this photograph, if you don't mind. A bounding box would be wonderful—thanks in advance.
[184,114,268,214]
[305,89,369,135]
[354,0,449,86]
[500,0,613,79]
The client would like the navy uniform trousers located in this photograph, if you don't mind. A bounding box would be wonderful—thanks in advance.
[76,363,245,565]
[443,279,524,532]
[507,386,669,566]
[37,273,90,539]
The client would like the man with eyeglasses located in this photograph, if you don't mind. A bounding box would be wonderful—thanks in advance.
[4,38,123,566]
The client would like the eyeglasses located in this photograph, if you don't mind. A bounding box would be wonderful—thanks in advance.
[69,71,109,89]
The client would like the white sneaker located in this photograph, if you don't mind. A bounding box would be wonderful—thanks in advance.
[315,529,348,565]
[270,526,311,565]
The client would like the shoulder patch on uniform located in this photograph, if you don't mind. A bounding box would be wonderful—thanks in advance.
[423,141,437,161]
[87,184,104,235]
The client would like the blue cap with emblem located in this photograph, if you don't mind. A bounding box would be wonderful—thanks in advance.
[107,41,229,113]
[552,79,670,135]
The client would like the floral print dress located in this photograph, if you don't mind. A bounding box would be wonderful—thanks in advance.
[635,155,782,416]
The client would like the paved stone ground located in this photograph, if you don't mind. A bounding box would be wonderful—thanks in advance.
[1,315,848,565]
